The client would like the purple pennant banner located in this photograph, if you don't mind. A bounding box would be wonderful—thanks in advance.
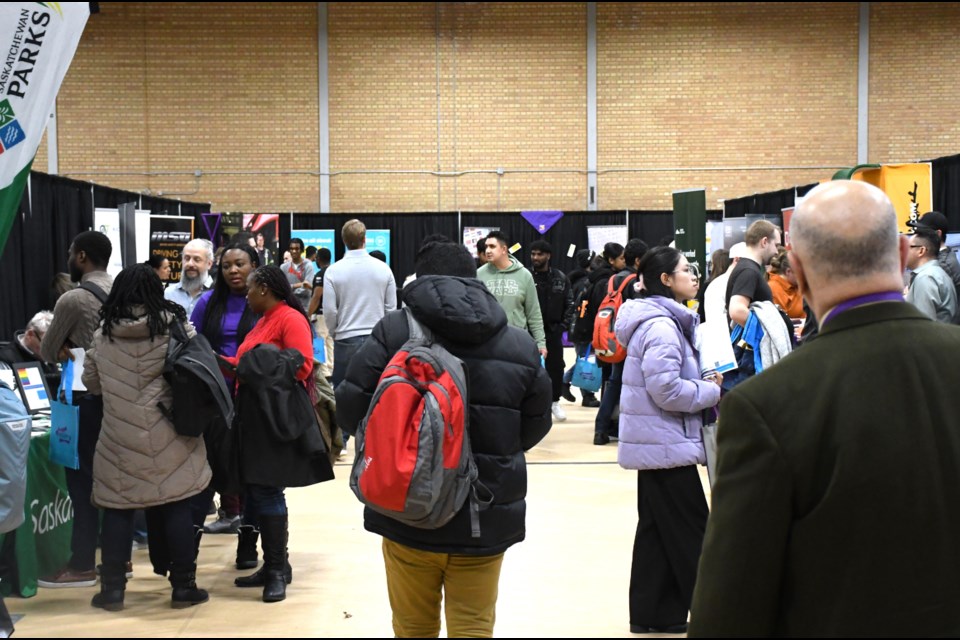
[521,210,564,234]
[201,213,222,246]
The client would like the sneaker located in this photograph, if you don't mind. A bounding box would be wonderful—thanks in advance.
[551,402,567,422]
[38,566,97,588]
[204,514,241,534]
[560,383,577,403]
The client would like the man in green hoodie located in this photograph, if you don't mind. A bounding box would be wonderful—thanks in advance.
[478,231,547,357]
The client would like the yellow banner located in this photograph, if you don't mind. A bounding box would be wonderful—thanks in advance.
[852,163,932,233]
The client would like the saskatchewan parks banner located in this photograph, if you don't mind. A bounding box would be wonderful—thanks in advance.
[0,3,89,257]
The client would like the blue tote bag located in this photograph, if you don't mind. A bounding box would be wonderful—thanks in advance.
[571,345,602,394]
[49,359,80,470]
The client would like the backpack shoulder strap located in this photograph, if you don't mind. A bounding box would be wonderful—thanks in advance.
[403,307,431,344]
[609,273,637,296]
[79,281,108,304]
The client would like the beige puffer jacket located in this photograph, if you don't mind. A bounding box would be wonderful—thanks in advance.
[82,311,211,509]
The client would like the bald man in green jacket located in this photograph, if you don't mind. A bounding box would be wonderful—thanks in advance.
[689,180,960,637]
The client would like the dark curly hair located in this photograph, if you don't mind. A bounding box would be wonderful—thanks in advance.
[199,243,261,351]
[99,263,186,340]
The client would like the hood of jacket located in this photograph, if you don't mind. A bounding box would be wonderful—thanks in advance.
[482,254,525,275]
[402,275,509,346]
[588,265,614,286]
[616,295,699,348]
[102,308,180,341]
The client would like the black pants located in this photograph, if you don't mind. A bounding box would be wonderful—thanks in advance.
[102,497,196,573]
[629,465,707,628]
[64,394,103,572]
[545,330,566,402]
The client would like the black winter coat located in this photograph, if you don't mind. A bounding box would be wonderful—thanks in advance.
[337,275,553,556]
[235,345,334,488]
[532,267,573,336]
[571,265,615,342]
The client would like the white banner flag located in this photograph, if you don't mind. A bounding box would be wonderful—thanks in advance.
[0,2,89,254]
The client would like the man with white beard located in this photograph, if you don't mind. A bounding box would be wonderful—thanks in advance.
[164,239,215,316]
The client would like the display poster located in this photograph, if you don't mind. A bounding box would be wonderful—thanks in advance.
[463,227,499,259]
[587,226,628,256]
[365,229,391,265]
[293,229,336,265]
[93,208,124,277]
[243,214,279,265]
[852,163,932,233]
[149,216,194,283]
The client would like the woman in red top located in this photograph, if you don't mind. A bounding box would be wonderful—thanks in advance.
[221,265,329,603]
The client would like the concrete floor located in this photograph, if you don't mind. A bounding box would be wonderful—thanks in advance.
[9,384,710,638]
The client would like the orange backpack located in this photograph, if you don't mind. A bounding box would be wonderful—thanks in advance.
[592,273,637,363]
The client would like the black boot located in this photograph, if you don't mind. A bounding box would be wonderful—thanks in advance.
[582,392,600,408]
[561,383,576,403]
[236,525,259,570]
[169,564,209,609]
[259,514,288,603]
[91,562,126,612]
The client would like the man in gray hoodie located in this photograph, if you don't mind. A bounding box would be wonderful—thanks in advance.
[477,231,546,356]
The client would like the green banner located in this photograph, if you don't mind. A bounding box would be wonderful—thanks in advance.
[0,432,72,597]
[673,188,707,278]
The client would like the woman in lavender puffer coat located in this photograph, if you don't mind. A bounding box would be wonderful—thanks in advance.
[615,246,722,635]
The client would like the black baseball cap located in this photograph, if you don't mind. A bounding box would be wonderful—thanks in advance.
[907,211,949,237]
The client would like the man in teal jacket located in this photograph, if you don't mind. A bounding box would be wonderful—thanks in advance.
[689,180,960,637]
[478,232,547,357]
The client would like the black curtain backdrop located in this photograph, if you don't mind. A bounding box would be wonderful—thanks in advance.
[275,211,679,285]
[932,154,960,232]
[0,172,209,338]
[723,184,818,218]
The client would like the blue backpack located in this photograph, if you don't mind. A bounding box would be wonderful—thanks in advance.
[0,379,30,534]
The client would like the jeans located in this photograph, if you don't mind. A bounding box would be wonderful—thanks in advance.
[332,335,369,389]
[65,394,103,571]
[246,484,287,518]
[594,361,623,437]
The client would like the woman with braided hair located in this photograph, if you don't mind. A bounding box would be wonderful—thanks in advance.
[82,263,212,612]
[221,264,333,603]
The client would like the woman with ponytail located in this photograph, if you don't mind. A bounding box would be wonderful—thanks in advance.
[82,264,211,612]
[221,265,333,603]
[614,246,722,634]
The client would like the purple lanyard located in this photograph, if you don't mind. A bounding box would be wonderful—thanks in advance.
[821,291,904,328]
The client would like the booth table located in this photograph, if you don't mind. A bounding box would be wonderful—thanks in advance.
[0,430,73,598]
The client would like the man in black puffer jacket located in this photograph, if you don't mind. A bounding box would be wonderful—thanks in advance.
[337,241,552,638]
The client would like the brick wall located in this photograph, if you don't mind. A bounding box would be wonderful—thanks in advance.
[869,2,960,163]
[597,2,859,210]
[50,2,320,211]
[39,2,960,213]
[329,2,585,212]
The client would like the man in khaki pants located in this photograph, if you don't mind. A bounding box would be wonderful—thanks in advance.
[307,247,333,379]
[336,241,552,637]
